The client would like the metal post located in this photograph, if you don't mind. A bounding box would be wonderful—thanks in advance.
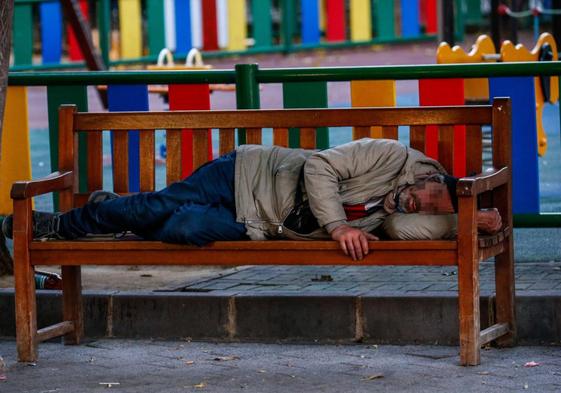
[438,0,455,45]
[281,0,294,54]
[235,64,261,145]
[491,0,501,50]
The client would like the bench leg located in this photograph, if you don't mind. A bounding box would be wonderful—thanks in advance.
[494,236,516,346]
[62,266,83,345]
[13,199,38,362]
[458,196,481,366]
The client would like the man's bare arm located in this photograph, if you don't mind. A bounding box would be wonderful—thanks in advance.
[476,208,502,234]
[330,224,378,261]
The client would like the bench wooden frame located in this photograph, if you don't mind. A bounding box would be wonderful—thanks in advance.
[11,98,515,366]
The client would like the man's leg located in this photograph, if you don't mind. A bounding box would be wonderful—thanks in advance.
[153,202,248,246]
[382,213,457,240]
[57,151,238,239]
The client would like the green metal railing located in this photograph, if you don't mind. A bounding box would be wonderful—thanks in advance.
[7,61,561,227]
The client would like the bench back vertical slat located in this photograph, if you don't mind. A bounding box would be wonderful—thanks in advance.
[410,125,426,153]
[219,128,235,155]
[86,132,103,193]
[166,129,182,185]
[246,128,262,145]
[438,125,455,175]
[353,126,370,140]
[59,105,77,211]
[300,127,316,149]
[139,130,155,192]
[382,125,398,140]
[193,129,210,170]
[112,132,129,193]
[273,127,289,147]
[465,125,483,175]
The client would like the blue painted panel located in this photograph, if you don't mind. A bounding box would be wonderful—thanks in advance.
[400,0,420,38]
[40,1,62,64]
[302,0,320,45]
[175,0,192,54]
[489,77,540,214]
[107,85,150,193]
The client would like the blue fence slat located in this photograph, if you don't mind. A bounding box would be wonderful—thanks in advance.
[40,1,62,64]
[400,0,420,38]
[302,0,320,45]
[175,0,192,53]
[107,85,150,193]
[489,78,540,214]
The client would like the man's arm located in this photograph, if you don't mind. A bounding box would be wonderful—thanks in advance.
[477,208,502,234]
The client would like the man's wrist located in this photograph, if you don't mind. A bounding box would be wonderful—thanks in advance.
[325,220,349,234]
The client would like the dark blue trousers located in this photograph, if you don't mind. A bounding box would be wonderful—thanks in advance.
[58,151,247,246]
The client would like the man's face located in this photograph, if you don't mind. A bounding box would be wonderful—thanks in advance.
[397,181,454,214]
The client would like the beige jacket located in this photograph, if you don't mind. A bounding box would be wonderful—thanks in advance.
[234,138,446,240]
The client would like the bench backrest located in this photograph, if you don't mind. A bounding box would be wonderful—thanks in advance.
[58,98,511,206]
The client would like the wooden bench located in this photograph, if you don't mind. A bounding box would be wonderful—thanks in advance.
[11,98,515,366]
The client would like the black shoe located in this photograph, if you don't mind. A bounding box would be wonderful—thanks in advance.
[1,211,61,240]
[87,190,120,204]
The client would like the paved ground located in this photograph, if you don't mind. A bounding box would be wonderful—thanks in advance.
[0,340,560,393]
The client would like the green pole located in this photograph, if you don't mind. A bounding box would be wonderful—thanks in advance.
[281,0,294,54]
[97,0,111,67]
[235,64,261,145]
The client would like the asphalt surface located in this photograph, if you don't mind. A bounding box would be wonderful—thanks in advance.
[1,339,560,393]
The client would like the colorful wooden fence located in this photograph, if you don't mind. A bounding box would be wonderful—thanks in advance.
[11,0,467,69]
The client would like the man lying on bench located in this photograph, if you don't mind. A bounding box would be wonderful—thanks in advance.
[2,138,501,261]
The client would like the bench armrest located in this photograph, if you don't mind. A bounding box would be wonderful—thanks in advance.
[456,167,510,197]
[10,171,74,200]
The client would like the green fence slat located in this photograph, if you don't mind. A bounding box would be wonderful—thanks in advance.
[235,64,261,145]
[147,0,166,55]
[454,0,465,42]
[252,0,273,48]
[97,0,111,67]
[373,0,394,40]
[13,4,33,65]
[47,85,89,209]
[282,81,328,148]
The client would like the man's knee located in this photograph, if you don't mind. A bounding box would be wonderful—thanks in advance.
[382,213,457,240]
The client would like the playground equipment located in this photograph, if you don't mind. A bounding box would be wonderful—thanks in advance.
[11,0,462,70]
[437,33,558,157]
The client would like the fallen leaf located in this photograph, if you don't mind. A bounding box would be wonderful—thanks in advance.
[213,356,240,362]
[477,371,490,375]
[194,382,207,389]
[184,361,194,366]
[99,382,120,388]
[362,373,384,381]
[524,361,540,368]
[258,369,267,373]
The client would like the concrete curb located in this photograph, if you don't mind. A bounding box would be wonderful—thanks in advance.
[1,289,559,345]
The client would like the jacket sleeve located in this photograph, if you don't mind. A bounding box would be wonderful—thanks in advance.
[303,138,407,231]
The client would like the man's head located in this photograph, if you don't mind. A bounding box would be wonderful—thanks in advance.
[395,174,458,214]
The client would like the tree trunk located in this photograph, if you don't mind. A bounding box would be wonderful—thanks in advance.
[0,0,15,275]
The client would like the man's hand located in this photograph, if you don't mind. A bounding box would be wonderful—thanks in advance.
[331,224,378,261]
[477,208,502,234]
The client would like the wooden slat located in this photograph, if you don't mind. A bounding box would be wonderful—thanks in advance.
[465,125,482,175]
[193,128,210,170]
[59,105,78,212]
[86,132,103,192]
[246,127,262,145]
[75,106,494,130]
[37,321,74,343]
[112,132,128,193]
[300,127,316,149]
[410,125,425,153]
[166,129,182,185]
[353,126,370,140]
[139,130,155,192]
[273,127,289,147]
[438,125,455,175]
[219,128,235,155]
[382,125,398,140]
[479,323,510,346]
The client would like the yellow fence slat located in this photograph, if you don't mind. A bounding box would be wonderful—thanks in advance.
[0,87,32,215]
[227,0,247,51]
[350,80,396,139]
[350,0,371,41]
[119,0,143,59]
